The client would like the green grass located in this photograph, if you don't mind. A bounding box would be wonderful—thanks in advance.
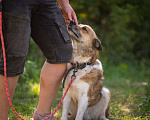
[102,62,150,120]
[8,61,150,120]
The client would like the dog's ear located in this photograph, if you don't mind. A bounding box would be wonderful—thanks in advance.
[92,38,102,51]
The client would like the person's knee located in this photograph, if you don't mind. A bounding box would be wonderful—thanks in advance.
[40,62,67,88]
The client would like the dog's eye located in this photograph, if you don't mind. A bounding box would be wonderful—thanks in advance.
[82,27,87,31]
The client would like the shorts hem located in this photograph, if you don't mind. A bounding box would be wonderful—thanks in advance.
[0,71,24,77]
[46,59,70,64]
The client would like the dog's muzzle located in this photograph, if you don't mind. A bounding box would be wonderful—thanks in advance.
[68,21,76,29]
[68,21,82,42]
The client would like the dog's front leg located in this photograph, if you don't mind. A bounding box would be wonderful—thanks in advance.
[62,94,71,120]
[75,83,89,120]
[75,92,88,120]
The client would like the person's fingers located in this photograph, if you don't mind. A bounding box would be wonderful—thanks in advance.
[68,12,72,21]
[72,11,78,26]
[61,6,77,25]
[65,19,70,24]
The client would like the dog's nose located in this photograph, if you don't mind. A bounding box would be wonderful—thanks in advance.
[68,21,76,28]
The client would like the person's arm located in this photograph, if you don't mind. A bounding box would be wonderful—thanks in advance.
[57,0,78,25]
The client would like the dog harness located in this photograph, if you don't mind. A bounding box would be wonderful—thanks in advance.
[62,62,93,88]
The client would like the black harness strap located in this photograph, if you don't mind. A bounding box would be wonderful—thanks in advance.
[62,62,93,88]
[62,65,76,88]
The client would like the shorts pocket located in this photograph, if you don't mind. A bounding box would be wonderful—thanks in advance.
[2,12,31,57]
[53,10,71,43]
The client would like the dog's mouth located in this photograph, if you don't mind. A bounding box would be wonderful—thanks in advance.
[68,21,83,42]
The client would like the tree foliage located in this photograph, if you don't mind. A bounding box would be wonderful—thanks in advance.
[70,0,150,63]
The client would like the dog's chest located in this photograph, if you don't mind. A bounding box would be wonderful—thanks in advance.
[65,60,103,106]
[65,66,91,104]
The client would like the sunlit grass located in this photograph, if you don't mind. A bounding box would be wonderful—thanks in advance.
[8,62,149,120]
[29,82,40,96]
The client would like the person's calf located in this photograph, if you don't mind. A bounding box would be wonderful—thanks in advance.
[33,62,67,120]
[0,75,19,120]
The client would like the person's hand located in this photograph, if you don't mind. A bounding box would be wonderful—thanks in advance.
[57,0,78,25]
[61,4,78,26]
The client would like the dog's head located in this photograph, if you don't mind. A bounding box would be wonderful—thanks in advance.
[68,21,102,63]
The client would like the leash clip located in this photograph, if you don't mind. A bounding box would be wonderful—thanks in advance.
[71,65,78,79]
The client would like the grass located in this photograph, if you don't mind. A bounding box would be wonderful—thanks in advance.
[102,62,150,120]
[8,61,150,120]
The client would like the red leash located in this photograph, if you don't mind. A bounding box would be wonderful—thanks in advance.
[0,0,75,119]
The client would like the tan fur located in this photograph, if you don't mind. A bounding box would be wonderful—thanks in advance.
[62,23,111,120]
[69,24,101,64]
[80,68,103,107]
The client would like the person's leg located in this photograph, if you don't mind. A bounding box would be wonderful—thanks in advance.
[0,2,31,119]
[33,62,67,120]
[31,1,72,119]
[0,75,19,120]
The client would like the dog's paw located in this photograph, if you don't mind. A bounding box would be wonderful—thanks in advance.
[100,117,109,120]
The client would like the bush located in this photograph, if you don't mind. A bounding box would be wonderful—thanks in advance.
[70,0,150,63]
[19,60,41,84]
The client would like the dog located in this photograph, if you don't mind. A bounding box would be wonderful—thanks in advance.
[61,21,111,120]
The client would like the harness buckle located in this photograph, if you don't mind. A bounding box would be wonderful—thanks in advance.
[71,65,78,79]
